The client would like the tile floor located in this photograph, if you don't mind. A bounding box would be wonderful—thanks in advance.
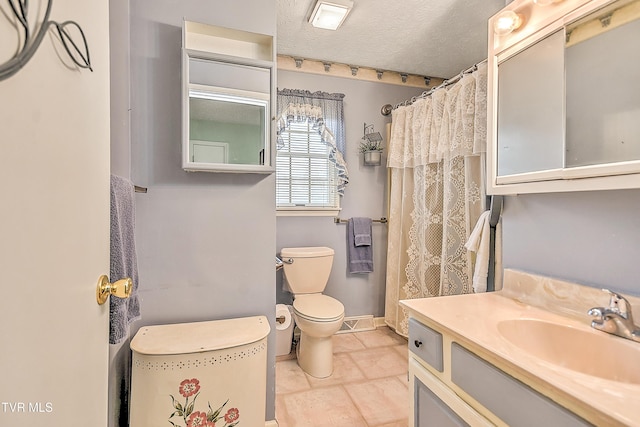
[275,327,409,427]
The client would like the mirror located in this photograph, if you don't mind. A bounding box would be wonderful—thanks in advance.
[497,30,564,177]
[189,87,269,166]
[182,54,273,173]
[565,1,640,168]
[491,0,640,191]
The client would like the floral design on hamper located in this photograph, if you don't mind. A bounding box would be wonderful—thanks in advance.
[169,378,240,427]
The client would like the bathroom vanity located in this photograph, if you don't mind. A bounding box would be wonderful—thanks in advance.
[402,270,640,427]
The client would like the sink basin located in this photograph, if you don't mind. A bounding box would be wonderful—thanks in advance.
[497,319,640,384]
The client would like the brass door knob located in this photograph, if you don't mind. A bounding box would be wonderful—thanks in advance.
[96,275,132,305]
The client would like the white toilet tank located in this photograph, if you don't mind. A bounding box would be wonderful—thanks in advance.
[280,246,334,294]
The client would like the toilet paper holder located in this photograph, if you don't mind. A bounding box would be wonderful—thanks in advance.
[276,304,292,329]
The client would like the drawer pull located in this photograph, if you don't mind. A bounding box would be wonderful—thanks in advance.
[414,340,423,348]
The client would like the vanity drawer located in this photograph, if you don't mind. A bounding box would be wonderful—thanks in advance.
[451,343,592,427]
[409,318,443,372]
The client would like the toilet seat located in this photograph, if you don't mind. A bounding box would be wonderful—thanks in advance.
[293,294,344,322]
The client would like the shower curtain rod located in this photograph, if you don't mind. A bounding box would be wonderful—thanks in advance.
[385,58,488,113]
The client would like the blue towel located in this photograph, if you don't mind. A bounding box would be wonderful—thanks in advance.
[352,217,372,247]
[110,175,141,344]
[347,218,373,274]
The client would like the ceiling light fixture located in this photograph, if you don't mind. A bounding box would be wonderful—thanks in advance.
[309,0,354,30]
[493,10,523,36]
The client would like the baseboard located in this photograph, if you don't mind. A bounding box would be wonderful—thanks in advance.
[374,316,387,328]
[336,315,376,334]
[265,420,278,427]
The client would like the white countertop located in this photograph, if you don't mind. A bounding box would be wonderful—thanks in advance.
[401,269,640,427]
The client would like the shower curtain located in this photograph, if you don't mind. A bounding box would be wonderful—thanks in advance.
[385,63,488,336]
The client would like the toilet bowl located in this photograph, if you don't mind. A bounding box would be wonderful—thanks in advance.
[292,294,344,378]
[280,247,345,378]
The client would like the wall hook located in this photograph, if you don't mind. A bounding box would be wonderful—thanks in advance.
[0,0,93,81]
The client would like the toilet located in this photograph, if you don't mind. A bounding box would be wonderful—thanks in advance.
[280,246,345,378]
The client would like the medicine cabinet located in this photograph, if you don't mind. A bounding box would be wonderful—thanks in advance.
[488,0,640,194]
[182,21,275,173]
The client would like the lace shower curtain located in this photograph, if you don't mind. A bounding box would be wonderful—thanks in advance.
[385,63,488,336]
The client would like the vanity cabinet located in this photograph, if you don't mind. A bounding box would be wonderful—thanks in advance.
[488,0,640,194]
[415,380,468,427]
[408,317,592,427]
[182,21,275,173]
[410,358,491,427]
[408,321,493,427]
[450,344,591,427]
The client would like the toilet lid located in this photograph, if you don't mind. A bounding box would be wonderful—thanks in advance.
[293,294,344,321]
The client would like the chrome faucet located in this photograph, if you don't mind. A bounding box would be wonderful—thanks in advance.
[588,289,640,343]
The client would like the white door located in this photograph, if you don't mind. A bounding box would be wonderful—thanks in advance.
[192,140,230,163]
[0,1,111,425]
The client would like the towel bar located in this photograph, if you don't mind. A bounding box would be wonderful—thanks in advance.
[334,217,387,224]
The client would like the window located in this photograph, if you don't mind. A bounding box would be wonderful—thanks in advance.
[275,91,349,214]
[276,119,340,212]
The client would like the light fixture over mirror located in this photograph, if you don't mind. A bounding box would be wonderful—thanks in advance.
[309,0,354,30]
[493,10,523,35]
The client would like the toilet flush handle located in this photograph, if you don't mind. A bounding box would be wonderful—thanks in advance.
[282,258,294,264]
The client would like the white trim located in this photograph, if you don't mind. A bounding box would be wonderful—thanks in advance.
[336,315,375,333]
[277,55,439,89]
[265,420,279,427]
[374,317,387,328]
[276,207,341,217]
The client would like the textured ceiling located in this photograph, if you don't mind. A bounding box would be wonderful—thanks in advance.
[277,0,506,79]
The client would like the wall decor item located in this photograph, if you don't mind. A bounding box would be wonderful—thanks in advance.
[359,123,384,166]
[0,0,92,81]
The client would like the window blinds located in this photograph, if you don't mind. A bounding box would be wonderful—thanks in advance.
[276,120,339,208]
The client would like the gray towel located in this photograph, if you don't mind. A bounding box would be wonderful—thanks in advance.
[110,175,141,344]
[352,217,372,246]
[347,218,373,274]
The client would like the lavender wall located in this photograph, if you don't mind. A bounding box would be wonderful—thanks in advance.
[502,190,640,297]
[276,70,424,317]
[123,0,277,420]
